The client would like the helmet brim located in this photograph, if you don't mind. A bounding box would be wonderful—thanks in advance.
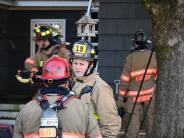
[36,75,68,81]
[70,56,96,62]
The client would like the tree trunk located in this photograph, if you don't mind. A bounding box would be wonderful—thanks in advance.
[142,0,184,137]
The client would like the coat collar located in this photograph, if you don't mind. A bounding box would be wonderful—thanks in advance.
[75,72,99,83]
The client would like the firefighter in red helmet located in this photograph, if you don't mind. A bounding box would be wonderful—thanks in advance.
[16,25,69,84]
[39,55,69,83]
[70,39,121,138]
[119,29,157,138]
[14,55,102,138]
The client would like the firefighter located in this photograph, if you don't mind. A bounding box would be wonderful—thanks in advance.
[16,25,69,84]
[119,29,157,138]
[13,55,102,138]
[70,39,121,138]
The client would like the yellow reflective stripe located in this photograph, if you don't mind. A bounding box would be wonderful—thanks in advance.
[90,48,96,54]
[120,74,130,82]
[39,61,43,67]
[93,112,100,120]
[41,32,46,36]
[131,68,157,77]
[46,30,51,34]
[35,27,40,33]
[41,30,51,37]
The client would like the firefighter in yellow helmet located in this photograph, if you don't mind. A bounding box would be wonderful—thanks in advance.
[119,29,157,138]
[70,39,121,138]
[13,55,102,138]
[16,25,69,84]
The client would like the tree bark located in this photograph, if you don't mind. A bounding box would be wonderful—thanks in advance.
[142,0,184,137]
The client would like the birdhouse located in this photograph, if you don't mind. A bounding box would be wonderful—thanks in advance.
[76,14,96,37]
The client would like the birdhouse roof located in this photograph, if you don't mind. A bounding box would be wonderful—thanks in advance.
[76,14,96,24]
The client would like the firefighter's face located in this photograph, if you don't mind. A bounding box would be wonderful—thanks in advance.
[36,39,50,48]
[72,59,90,77]
[36,40,44,49]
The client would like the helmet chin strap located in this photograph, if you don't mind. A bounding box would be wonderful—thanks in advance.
[42,43,52,51]
[84,61,93,76]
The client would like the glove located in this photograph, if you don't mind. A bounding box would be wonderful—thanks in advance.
[118,107,126,118]
[116,97,124,108]
[15,70,33,84]
[116,97,126,118]
[16,75,32,84]
[18,70,32,79]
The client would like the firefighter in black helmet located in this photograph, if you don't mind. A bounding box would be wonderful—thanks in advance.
[131,29,152,52]
[119,29,157,138]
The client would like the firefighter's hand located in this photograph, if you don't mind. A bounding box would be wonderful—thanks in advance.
[118,107,126,118]
[18,70,32,79]
[16,75,31,84]
[117,97,124,108]
[117,97,126,117]
[15,70,33,84]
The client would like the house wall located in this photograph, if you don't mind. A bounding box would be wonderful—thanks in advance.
[0,0,152,102]
[98,0,152,90]
[0,9,9,100]
[0,9,85,103]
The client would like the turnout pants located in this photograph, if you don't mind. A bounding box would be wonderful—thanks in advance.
[124,95,155,138]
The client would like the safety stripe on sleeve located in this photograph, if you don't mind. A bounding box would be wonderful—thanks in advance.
[31,68,38,73]
[25,58,35,65]
[93,112,100,120]
[120,74,130,82]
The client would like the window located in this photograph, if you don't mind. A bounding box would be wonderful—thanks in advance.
[30,19,66,56]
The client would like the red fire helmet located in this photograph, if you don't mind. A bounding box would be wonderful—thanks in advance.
[39,55,69,80]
